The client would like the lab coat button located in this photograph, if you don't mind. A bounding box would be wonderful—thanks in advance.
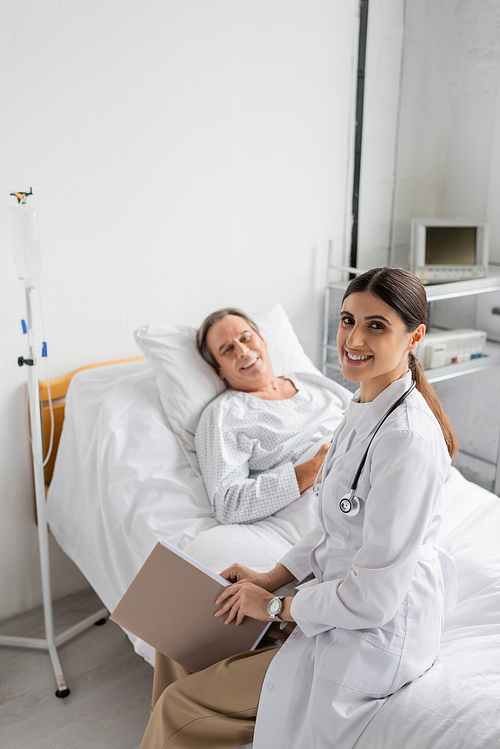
[266,681,275,690]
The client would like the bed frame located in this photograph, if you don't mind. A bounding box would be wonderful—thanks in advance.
[0,356,146,700]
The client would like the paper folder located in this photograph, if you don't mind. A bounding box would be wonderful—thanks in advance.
[110,540,270,672]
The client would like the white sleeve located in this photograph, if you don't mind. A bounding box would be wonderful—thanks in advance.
[195,403,301,525]
[279,524,326,582]
[290,429,449,637]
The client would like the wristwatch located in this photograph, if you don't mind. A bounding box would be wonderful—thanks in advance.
[267,596,286,623]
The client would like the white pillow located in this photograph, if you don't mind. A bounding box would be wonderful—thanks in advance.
[134,304,321,474]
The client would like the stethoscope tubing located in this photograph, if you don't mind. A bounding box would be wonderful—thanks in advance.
[313,380,416,510]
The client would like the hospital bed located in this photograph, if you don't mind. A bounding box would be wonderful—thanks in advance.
[45,305,500,748]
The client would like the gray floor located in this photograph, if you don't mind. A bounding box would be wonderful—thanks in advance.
[0,588,153,749]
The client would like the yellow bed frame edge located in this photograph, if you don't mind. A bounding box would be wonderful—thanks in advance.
[4,358,146,696]
[40,357,146,488]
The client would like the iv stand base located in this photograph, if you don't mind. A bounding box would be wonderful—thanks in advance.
[0,606,108,698]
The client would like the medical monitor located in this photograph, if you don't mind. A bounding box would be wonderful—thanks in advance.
[410,218,489,284]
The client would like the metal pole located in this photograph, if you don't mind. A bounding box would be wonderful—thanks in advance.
[25,287,70,697]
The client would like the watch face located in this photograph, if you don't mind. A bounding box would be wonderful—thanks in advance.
[268,598,282,616]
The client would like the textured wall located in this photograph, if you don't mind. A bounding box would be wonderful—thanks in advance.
[0,0,359,620]
[358,0,500,270]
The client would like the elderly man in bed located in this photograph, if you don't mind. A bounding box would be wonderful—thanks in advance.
[195,308,350,525]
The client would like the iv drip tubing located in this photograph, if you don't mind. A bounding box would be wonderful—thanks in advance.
[24,286,54,469]
[35,281,55,468]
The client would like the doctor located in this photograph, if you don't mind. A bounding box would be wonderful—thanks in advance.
[140,267,458,749]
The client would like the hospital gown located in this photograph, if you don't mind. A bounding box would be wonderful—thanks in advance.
[194,372,350,524]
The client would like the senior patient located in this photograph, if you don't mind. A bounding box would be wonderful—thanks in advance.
[195,308,350,524]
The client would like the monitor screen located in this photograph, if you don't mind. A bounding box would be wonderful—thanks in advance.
[425,226,477,266]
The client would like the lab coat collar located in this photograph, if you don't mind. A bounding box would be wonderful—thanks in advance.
[351,371,414,444]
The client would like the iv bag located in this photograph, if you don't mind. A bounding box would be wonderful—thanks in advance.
[7,201,41,285]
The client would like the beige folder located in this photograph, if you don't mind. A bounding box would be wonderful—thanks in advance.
[110,541,270,672]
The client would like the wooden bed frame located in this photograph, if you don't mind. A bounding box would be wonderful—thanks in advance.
[39,357,146,488]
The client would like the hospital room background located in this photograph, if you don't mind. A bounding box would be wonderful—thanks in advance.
[1,0,500,723]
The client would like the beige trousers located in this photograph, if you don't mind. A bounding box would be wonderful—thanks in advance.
[141,623,294,749]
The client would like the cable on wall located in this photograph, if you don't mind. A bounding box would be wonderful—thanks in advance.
[349,0,370,277]
[387,0,409,268]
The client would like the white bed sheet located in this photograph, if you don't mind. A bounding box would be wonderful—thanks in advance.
[47,361,500,748]
[354,467,500,748]
[47,361,321,662]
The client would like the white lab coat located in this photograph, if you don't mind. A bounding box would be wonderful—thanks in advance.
[253,372,456,749]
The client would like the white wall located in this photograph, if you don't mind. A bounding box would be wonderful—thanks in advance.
[0,1,359,620]
[358,0,500,270]
[355,0,500,495]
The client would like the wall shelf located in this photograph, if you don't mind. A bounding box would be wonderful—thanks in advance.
[423,274,500,302]
[425,341,500,383]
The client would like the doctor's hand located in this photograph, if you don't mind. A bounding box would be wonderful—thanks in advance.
[220,563,272,591]
[215,582,274,626]
[220,562,295,593]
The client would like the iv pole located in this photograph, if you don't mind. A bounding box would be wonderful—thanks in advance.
[0,190,108,697]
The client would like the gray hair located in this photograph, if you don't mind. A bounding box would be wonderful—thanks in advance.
[196,308,260,370]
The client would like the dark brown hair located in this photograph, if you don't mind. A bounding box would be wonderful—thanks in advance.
[196,308,260,371]
[343,267,458,459]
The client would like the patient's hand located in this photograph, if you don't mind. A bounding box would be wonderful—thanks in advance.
[294,441,331,494]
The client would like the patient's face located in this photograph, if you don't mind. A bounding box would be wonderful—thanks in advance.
[206,315,272,391]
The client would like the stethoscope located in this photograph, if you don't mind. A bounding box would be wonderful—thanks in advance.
[313,380,416,517]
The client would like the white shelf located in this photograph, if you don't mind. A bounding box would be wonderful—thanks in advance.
[325,348,500,385]
[327,272,500,300]
[424,274,500,301]
[425,342,500,383]
[325,273,500,385]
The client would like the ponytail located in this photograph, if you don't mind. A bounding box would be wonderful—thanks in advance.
[408,353,459,460]
[343,267,459,460]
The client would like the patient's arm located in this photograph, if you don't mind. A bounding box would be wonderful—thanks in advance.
[195,392,332,525]
[207,461,302,525]
[196,404,304,524]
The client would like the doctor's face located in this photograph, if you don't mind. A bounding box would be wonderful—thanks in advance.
[206,315,273,391]
[337,291,425,401]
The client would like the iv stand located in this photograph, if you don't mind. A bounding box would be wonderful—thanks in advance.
[0,285,108,698]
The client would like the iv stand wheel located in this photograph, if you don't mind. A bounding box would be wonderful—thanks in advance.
[55,687,71,698]
[94,617,107,626]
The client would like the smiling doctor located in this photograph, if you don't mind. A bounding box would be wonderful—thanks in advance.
[140,267,458,749]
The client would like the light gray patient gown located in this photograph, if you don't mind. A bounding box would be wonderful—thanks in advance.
[252,372,457,749]
[195,372,350,524]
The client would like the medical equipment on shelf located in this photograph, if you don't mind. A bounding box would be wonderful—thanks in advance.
[0,189,107,699]
[415,328,487,370]
[313,380,416,516]
[410,218,489,284]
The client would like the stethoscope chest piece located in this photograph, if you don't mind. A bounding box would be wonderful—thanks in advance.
[339,491,360,516]
[316,380,416,519]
